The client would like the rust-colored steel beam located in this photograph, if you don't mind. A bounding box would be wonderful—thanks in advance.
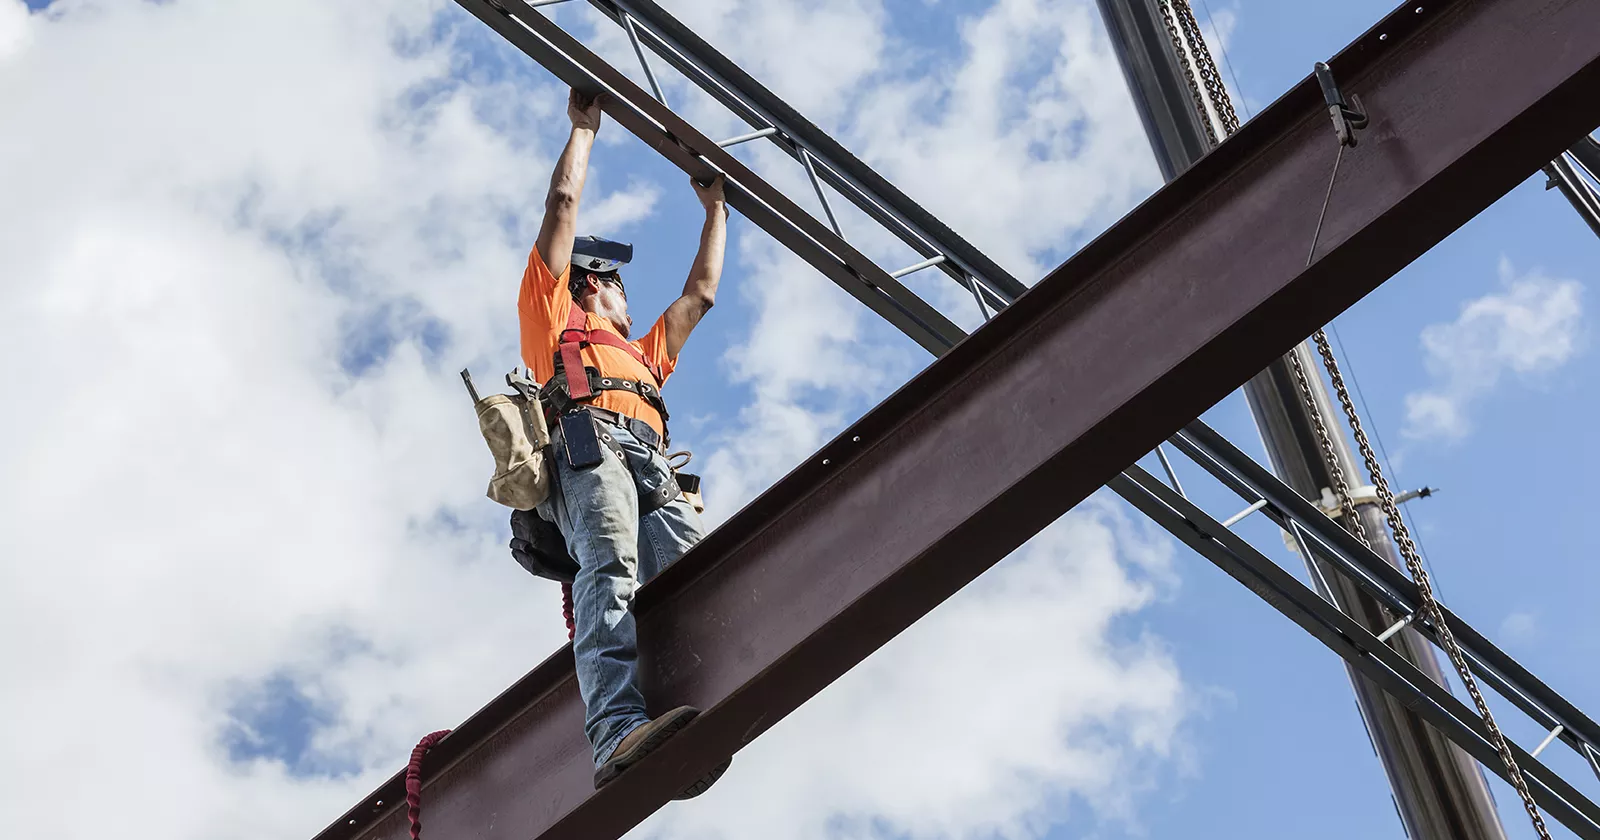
[315,0,1600,837]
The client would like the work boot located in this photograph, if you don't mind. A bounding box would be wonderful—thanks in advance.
[592,706,732,799]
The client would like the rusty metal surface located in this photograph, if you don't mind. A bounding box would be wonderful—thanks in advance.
[312,0,1600,837]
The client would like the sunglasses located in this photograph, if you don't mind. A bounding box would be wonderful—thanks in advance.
[593,274,626,300]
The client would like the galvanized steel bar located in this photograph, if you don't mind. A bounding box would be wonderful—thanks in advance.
[620,13,666,104]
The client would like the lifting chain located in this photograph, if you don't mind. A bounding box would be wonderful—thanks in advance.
[1156,0,1218,146]
[1158,3,1552,837]
[1168,0,1241,136]
[1284,349,1366,539]
[1304,332,1553,840]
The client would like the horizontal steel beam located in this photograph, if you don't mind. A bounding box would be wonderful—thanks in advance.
[1109,466,1600,839]
[315,0,1600,838]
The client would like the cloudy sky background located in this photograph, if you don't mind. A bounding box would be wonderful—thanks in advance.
[1,1,1595,839]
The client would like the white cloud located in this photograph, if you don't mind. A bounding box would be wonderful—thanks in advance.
[1,1,1185,839]
[1500,610,1539,644]
[1403,258,1585,442]
[0,0,30,59]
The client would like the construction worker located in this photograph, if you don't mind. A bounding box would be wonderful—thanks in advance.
[518,88,730,798]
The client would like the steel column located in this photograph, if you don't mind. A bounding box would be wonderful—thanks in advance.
[315,1,1600,838]
[1093,0,1211,180]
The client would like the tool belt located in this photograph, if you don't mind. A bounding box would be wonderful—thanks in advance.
[507,410,702,585]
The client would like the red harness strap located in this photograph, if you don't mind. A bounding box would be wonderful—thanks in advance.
[405,729,452,839]
[561,582,575,641]
[558,305,663,399]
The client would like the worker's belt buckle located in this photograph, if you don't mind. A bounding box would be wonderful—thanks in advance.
[559,329,588,344]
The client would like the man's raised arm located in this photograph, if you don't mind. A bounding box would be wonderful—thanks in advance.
[535,90,603,279]
[663,175,728,359]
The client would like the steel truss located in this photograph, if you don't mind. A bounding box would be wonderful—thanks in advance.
[314,0,1600,838]
[1138,423,1600,821]
[1547,134,1600,240]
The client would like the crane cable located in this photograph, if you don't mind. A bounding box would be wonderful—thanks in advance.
[1157,3,1553,837]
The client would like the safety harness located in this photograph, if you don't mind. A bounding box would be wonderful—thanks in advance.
[540,304,671,446]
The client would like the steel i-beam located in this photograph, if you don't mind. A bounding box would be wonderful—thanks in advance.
[315,0,1600,838]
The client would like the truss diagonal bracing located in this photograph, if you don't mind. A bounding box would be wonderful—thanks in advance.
[315,0,1600,838]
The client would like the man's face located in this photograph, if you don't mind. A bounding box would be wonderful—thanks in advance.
[583,273,633,337]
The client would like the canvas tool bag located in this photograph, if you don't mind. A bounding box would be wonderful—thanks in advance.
[465,369,552,511]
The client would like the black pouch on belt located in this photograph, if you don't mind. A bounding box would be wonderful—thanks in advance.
[558,410,605,470]
[509,508,579,583]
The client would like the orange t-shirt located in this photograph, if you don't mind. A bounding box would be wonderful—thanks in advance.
[518,245,677,436]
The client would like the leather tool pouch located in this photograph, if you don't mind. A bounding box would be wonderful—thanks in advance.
[471,369,552,511]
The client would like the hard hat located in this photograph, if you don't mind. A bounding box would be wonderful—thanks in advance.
[571,235,633,274]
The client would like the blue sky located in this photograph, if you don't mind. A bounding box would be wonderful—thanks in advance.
[1,1,1595,838]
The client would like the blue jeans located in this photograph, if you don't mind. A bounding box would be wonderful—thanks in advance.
[537,416,706,768]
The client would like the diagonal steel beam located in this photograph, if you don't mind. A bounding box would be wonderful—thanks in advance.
[461,0,966,355]
[583,0,1027,312]
[314,0,1600,838]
